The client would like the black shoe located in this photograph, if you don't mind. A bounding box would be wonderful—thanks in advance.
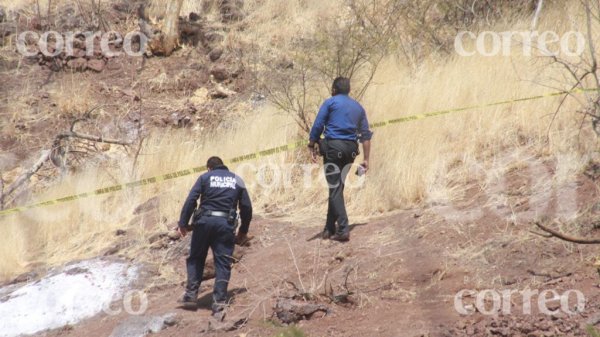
[321,230,333,240]
[330,233,349,242]
[177,297,197,310]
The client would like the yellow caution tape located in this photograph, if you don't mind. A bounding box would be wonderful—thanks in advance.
[0,87,595,217]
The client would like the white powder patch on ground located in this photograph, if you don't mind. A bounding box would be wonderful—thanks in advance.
[0,259,138,337]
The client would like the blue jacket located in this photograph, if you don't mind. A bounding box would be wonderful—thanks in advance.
[309,94,373,143]
[178,166,253,233]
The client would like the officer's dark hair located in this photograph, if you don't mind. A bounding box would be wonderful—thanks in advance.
[207,156,224,170]
[332,77,351,95]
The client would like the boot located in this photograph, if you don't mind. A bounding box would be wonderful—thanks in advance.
[177,295,198,310]
[330,232,349,242]
[321,229,333,240]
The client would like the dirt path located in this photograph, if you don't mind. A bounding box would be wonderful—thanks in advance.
[42,182,600,337]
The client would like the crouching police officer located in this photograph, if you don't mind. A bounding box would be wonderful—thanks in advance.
[177,156,252,319]
[308,77,373,242]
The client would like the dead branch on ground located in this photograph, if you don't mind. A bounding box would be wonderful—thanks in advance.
[2,150,51,208]
[534,220,600,244]
[2,106,133,208]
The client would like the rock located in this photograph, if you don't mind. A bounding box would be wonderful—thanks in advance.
[210,64,229,82]
[65,267,89,275]
[150,237,169,250]
[167,231,182,241]
[71,37,86,50]
[180,115,192,127]
[148,232,167,244]
[210,84,236,99]
[190,87,209,106]
[203,317,247,332]
[162,313,180,327]
[0,7,5,23]
[10,271,38,285]
[208,47,223,62]
[168,112,192,128]
[66,58,87,71]
[133,197,160,215]
[116,229,127,236]
[189,12,201,22]
[109,315,166,337]
[204,32,224,44]
[103,245,121,256]
[128,211,161,231]
[86,59,106,72]
[220,0,245,22]
[274,298,329,324]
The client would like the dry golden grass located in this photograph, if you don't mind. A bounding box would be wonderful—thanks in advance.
[0,0,74,16]
[1,0,598,281]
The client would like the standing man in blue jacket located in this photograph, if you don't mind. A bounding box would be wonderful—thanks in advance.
[177,156,252,319]
[308,77,373,242]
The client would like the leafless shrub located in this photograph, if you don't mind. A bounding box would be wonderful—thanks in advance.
[543,0,600,137]
[252,0,402,133]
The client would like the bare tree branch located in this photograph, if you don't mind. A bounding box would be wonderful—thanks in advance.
[3,151,51,200]
[535,221,600,244]
[56,131,132,146]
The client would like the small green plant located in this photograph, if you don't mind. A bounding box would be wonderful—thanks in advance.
[587,325,600,337]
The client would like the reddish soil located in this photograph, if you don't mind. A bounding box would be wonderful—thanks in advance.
[37,173,600,337]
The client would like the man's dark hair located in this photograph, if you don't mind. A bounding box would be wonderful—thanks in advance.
[207,156,224,170]
[332,77,351,95]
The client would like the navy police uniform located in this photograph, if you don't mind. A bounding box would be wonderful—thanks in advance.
[178,165,252,313]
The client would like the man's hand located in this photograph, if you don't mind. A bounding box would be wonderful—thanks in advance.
[178,226,188,238]
[308,142,318,163]
[361,159,369,173]
[235,232,252,246]
[361,140,371,173]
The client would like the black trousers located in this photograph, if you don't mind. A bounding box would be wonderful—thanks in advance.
[321,139,358,235]
[185,215,235,313]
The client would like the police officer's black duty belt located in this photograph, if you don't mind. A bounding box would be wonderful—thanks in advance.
[203,210,229,218]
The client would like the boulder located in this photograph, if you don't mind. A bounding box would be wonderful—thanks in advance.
[66,58,87,72]
[208,47,223,62]
[167,230,182,241]
[133,197,160,215]
[210,64,229,82]
[220,0,245,22]
[189,12,201,22]
[274,298,329,324]
[86,59,106,72]
[210,84,236,99]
